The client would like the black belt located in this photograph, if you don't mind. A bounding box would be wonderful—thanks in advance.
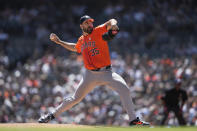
[91,65,111,71]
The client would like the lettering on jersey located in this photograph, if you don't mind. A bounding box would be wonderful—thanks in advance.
[81,41,96,52]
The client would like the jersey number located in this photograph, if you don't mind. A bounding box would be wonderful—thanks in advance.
[90,48,99,56]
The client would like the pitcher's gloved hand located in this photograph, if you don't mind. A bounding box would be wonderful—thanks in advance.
[102,28,119,41]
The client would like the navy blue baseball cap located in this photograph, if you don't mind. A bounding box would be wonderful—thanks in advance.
[80,15,94,24]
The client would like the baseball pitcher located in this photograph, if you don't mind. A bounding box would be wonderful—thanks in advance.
[38,15,149,126]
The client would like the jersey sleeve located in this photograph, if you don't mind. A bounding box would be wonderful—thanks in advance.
[75,38,82,53]
[95,24,108,34]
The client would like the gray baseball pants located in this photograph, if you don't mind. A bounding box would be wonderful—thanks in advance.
[53,68,136,121]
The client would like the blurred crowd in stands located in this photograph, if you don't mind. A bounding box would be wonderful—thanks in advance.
[0,0,197,126]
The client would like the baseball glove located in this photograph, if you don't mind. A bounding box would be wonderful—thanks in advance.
[102,28,119,41]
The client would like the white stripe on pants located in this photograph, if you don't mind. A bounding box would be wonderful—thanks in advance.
[53,69,136,121]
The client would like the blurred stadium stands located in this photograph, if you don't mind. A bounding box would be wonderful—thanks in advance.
[0,0,197,126]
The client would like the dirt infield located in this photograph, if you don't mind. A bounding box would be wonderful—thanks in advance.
[0,123,197,131]
[0,123,92,128]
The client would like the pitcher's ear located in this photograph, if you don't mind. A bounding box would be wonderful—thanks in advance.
[80,24,83,29]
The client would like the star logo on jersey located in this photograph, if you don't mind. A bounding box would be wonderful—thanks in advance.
[89,37,91,40]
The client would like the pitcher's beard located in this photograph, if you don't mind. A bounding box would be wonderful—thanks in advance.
[83,27,93,34]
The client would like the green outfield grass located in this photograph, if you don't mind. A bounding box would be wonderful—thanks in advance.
[0,123,196,131]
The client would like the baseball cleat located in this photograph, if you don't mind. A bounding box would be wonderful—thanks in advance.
[38,113,55,123]
[129,117,150,126]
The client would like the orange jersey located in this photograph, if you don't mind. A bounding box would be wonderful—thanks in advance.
[75,24,111,70]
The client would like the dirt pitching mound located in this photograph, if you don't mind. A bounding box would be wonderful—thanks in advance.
[0,123,92,128]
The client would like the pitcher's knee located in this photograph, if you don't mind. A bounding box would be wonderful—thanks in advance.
[116,85,130,95]
[123,87,130,94]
